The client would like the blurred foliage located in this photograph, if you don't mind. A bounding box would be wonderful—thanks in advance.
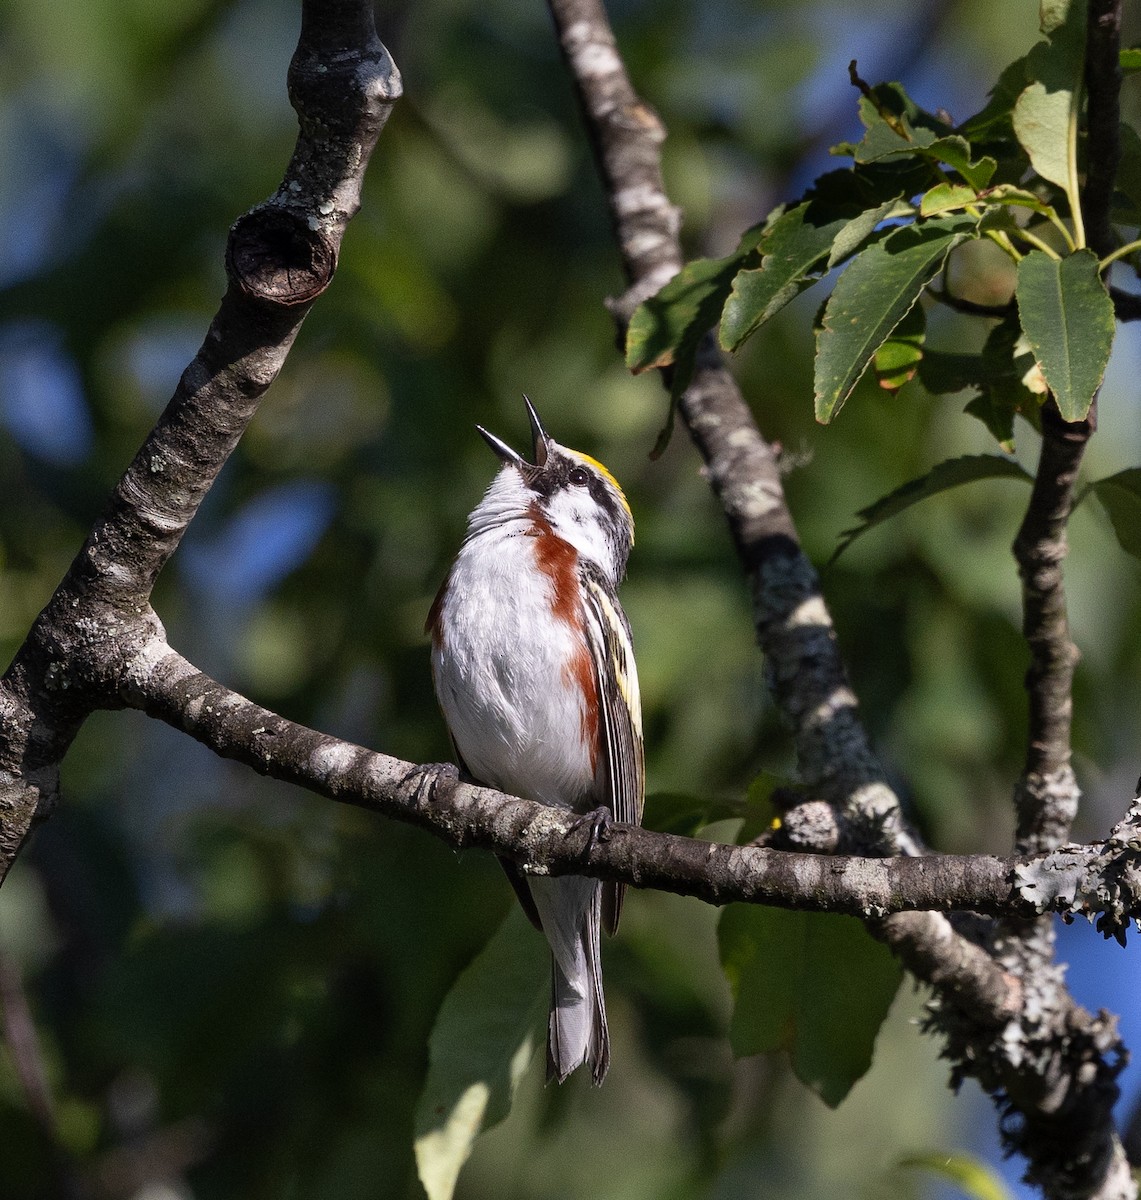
[3,0,1141,1198]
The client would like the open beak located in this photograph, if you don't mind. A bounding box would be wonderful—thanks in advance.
[523,394,550,467]
[476,395,551,468]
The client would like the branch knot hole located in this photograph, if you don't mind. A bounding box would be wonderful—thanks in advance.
[226,206,336,307]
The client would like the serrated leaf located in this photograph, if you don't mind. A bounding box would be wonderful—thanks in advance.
[873,302,925,392]
[977,183,1063,219]
[720,193,918,355]
[718,906,902,1107]
[814,216,979,422]
[900,1153,1015,1200]
[1012,4,1086,191]
[833,86,993,187]
[414,907,547,1200]
[956,317,1045,448]
[626,223,766,373]
[831,454,1033,561]
[719,205,840,352]
[832,81,947,165]
[827,196,913,268]
[1089,469,1141,560]
[921,181,1062,223]
[1014,249,1115,422]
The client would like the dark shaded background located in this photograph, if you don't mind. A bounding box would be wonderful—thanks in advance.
[2,0,1141,1196]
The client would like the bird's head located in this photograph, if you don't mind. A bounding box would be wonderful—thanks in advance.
[475,397,634,583]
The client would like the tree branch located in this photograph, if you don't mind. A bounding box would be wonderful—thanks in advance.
[1082,0,1123,262]
[968,8,1130,1195]
[1009,403,1088,854]
[0,0,401,885]
[545,0,910,851]
[545,1,1134,1195]
[117,628,1141,945]
[0,4,1133,1196]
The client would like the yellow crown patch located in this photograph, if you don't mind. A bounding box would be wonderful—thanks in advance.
[566,448,633,532]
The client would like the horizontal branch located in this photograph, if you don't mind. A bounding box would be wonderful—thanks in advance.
[121,638,1141,938]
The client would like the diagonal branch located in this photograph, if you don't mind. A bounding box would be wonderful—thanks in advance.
[0,0,401,885]
[545,1,1133,1196]
[547,0,907,846]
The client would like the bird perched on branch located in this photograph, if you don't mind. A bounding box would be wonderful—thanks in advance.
[427,397,644,1084]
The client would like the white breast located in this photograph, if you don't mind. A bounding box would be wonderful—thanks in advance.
[432,525,596,809]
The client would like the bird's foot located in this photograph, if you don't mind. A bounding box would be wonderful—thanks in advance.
[566,806,615,858]
[399,761,460,806]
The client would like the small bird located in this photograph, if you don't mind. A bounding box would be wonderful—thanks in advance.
[427,397,644,1085]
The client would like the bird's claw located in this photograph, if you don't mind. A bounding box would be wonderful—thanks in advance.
[400,761,460,806]
[567,806,615,858]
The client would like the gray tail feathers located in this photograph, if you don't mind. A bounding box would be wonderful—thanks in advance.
[527,875,610,1085]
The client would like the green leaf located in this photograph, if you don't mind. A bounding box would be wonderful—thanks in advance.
[718,906,902,1107]
[719,204,849,352]
[873,302,925,393]
[923,136,997,190]
[978,183,1064,219]
[1014,249,1115,422]
[900,1153,1015,1200]
[1012,3,1087,192]
[626,223,766,373]
[919,182,978,217]
[1122,47,1141,74]
[963,394,1016,453]
[814,216,979,422]
[957,317,1045,449]
[830,454,1033,561]
[827,196,914,268]
[832,83,994,187]
[915,350,988,394]
[1088,469,1141,560]
[921,181,1062,224]
[414,907,547,1200]
[832,81,947,164]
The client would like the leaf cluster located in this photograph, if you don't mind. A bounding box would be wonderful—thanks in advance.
[629,4,1134,437]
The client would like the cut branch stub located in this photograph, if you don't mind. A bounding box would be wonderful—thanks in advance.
[226,208,337,307]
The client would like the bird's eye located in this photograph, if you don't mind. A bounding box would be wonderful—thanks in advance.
[569,466,590,486]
